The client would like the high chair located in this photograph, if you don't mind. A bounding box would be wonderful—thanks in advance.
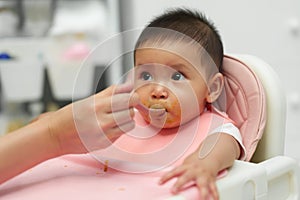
[215,54,300,200]
[0,55,299,200]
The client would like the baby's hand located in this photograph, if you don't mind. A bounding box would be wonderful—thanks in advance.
[159,153,219,200]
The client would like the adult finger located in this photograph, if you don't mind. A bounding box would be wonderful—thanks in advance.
[108,120,136,139]
[114,82,134,94]
[109,93,139,113]
[109,108,135,127]
[97,85,118,97]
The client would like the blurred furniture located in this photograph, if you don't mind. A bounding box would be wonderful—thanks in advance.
[0,0,121,110]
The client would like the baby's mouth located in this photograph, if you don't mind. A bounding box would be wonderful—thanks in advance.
[148,104,167,120]
[149,104,167,112]
[135,102,168,127]
[135,102,168,116]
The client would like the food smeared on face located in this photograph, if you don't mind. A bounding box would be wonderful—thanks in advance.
[150,104,165,110]
[135,90,182,128]
[134,47,209,129]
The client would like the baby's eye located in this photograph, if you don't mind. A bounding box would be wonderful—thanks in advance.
[171,72,185,81]
[140,71,153,81]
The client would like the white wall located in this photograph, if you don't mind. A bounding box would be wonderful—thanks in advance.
[120,0,300,160]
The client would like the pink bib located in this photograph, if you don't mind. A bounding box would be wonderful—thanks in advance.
[94,108,231,173]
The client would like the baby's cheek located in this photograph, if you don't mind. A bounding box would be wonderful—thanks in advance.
[165,101,182,125]
[140,99,150,108]
[135,90,149,105]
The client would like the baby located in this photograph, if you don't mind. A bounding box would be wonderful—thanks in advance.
[0,7,247,200]
[97,8,246,200]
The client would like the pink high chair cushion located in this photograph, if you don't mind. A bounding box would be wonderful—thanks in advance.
[214,55,267,161]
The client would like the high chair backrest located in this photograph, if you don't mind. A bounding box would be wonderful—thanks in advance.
[214,55,286,162]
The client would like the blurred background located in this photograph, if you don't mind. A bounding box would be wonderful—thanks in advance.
[0,0,299,161]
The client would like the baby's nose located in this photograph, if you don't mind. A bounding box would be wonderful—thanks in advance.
[151,86,168,99]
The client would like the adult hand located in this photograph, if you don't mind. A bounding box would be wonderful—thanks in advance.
[47,83,139,156]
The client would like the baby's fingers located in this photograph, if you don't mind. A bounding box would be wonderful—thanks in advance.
[196,178,219,200]
[159,166,185,185]
[170,171,196,194]
[208,182,219,200]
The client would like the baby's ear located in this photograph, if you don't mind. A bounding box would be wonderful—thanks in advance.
[206,73,224,103]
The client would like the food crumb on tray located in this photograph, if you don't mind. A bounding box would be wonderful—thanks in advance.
[103,160,109,172]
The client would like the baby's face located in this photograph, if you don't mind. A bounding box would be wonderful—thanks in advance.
[134,48,210,128]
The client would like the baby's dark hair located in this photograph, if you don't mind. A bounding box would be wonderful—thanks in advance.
[135,8,224,72]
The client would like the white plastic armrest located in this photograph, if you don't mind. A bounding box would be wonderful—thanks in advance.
[165,156,300,200]
[164,160,268,200]
[218,156,300,200]
[217,160,268,200]
[259,156,300,200]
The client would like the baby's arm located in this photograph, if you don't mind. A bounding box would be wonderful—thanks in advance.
[159,133,241,200]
